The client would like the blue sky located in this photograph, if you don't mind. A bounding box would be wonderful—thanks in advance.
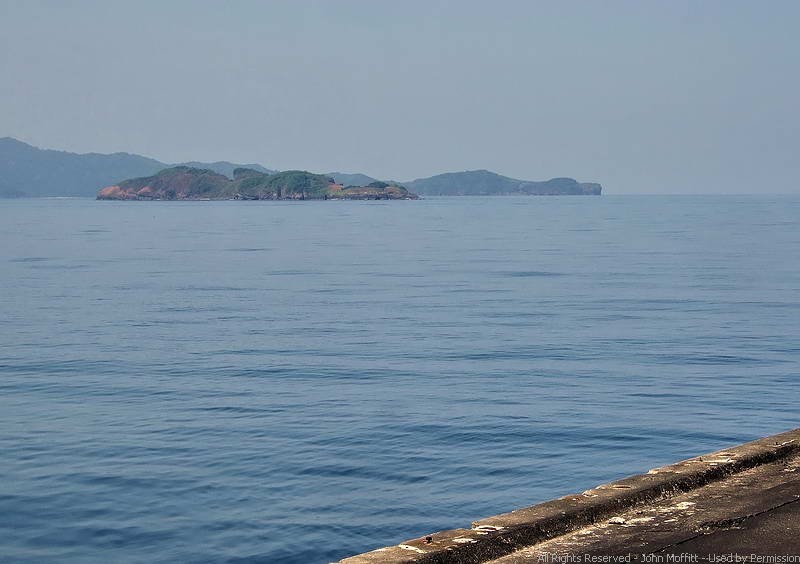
[1,0,798,193]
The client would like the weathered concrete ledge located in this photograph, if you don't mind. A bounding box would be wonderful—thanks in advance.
[337,428,800,564]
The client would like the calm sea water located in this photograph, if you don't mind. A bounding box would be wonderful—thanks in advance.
[1,196,798,563]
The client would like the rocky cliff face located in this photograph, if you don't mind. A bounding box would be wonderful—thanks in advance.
[97,167,232,200]
[577,182,602,195]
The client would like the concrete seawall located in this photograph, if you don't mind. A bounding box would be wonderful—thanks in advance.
[338,428,800,563]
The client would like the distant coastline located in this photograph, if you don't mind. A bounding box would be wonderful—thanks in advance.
[1,137,602,198]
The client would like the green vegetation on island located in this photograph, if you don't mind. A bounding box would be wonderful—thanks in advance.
[96,167,419,201]
[327,172,379,187]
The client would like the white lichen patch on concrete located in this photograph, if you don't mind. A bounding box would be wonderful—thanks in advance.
[398,544,426,553]
[654,501,695,515]
[672,501,696,510]
[626,516,655,524]
[452,537,478,544]
[473,525,504,532]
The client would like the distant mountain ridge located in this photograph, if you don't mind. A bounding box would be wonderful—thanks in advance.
[0,137,165,198]
[0,138,276,198]
[404,169,601,196]
[0,137,602,197]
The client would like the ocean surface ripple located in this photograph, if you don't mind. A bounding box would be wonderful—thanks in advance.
[1,196,798,563]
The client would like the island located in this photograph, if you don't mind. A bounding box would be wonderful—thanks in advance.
[404,170,601,196]
[97,167,419,201]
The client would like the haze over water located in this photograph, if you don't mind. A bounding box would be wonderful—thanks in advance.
[1,196,799,563]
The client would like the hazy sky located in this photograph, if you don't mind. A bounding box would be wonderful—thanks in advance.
[1,0,798,193]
